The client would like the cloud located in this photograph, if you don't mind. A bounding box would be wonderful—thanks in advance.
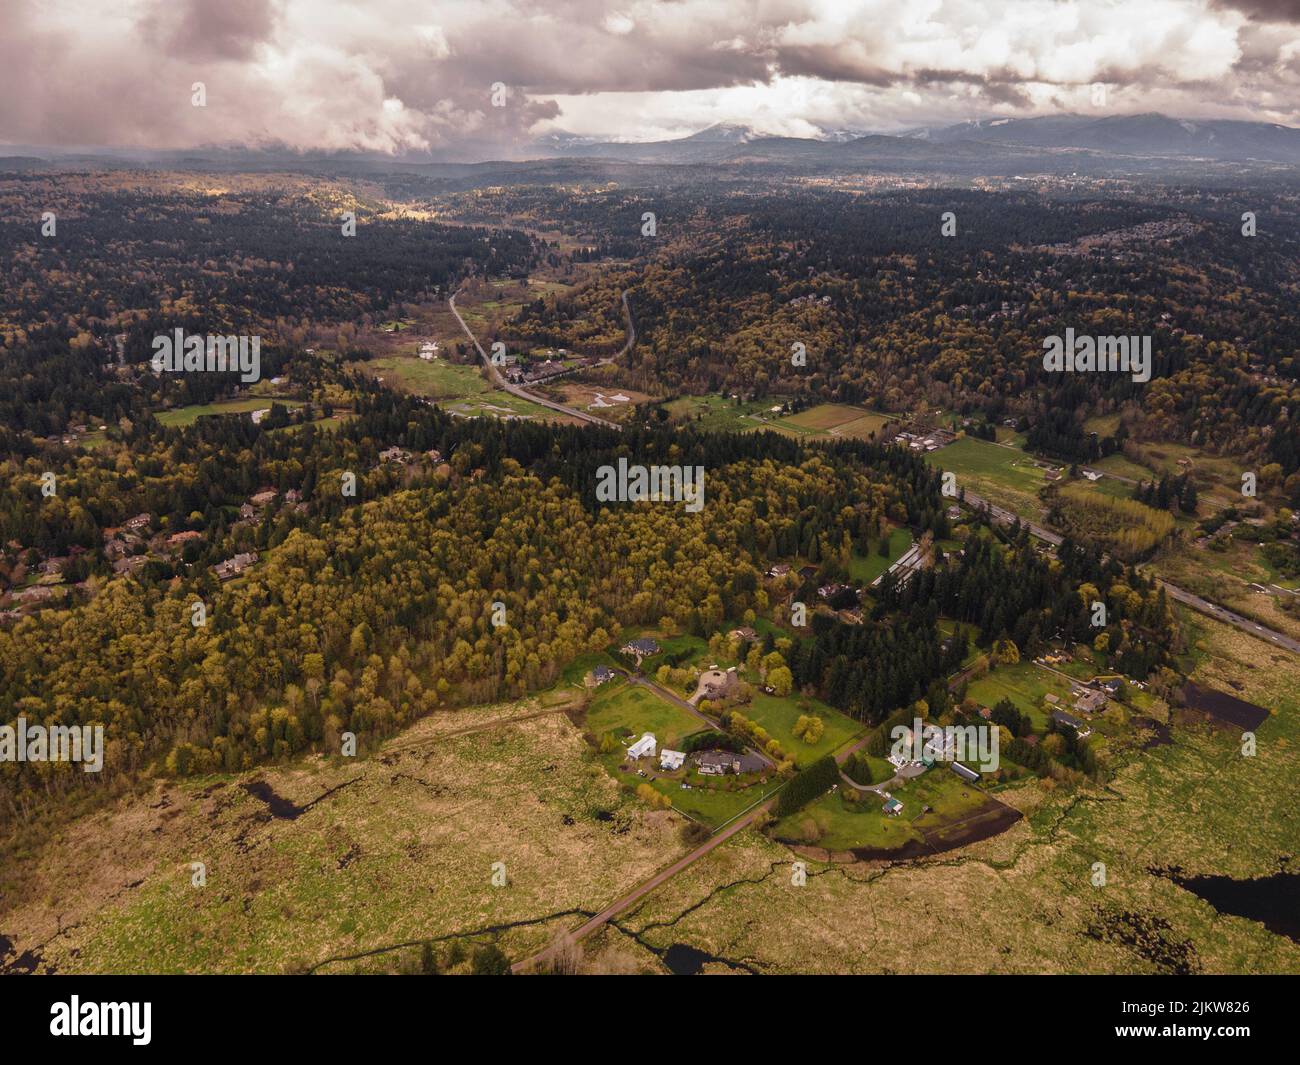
[140,0,280,61]
[1211,0,1300,23]
[0,0,1297,155]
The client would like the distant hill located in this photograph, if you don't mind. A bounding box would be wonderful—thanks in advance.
[528,113,1300,168]
[912,113,1300,163]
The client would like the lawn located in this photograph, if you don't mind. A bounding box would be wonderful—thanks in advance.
[560,651,621,686]
[664,394,784,432]
[848,526,913,585]
[586,680,782,828]
[154,397,303,427]
[772,766,989,852]
[742,693,864,767]
[774,788,923,851]
[963,660,1076,730]
[586,682,703,750]
[631,633,712,677]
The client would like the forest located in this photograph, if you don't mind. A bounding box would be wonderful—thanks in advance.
[505,183,1300,487]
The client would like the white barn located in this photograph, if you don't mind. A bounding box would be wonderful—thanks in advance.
[627,733,657,760]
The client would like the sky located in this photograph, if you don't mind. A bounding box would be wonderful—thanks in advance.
[3,0,1300,157]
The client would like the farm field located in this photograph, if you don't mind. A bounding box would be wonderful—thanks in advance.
[364,355,490,399]
[663,394,785,432]
[767,403,893,440]
[934,436,1052,520]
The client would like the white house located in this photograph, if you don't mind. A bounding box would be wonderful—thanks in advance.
[627,733,657,760]
[659,749,685,771]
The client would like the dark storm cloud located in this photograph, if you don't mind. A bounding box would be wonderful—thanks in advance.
[140,0,280,61]
[1212,0,1300,22]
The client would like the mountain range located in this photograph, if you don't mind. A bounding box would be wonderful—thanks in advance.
[530,113,1300,168]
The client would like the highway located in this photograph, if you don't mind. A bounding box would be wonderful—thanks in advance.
[961,490,1300,654]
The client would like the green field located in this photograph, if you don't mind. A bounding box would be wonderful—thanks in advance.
[664,394,784,432]
[586,681,703,750]
[772,765,990,851]
[964,660,1077,730]
[769,403,893,440]
[586,680,781,828]
[366,356,490,398]
[742,693,864,767]
[848,526,913,585]
[359,353,574,422]
[154,397,303,427]
[933,436,1052,519]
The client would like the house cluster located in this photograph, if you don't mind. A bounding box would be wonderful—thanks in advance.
[624,732,687,773]
[1047,676,1129,738]
[101,512,217,575]
[102,513,153,576]
[237,487,305,526]
[0,551,76,621]
[504,351,594,386]
[622,731,759,778]
[817,582,857,601]
[378,446,443,468]
[418,340,439,361]
[894,427,955,452]
[212,552,258,581]
[47,421,108,447]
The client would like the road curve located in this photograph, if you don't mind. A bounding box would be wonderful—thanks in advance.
[962,491,1300,653]
[447,290,622,430]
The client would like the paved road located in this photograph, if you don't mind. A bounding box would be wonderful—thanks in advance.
[447,290,622,430]
[1156,579,1300,653]
[962,491,1062,546]
[961,490,1300,653]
